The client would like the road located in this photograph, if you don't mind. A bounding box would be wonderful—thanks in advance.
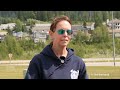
[83,58,120,61]
[85,62,120,66]
[0,58,120,66]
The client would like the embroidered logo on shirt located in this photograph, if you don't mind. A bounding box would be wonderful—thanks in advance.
[70,69,79,79]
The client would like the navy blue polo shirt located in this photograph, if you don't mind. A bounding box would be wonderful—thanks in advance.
[25,44,88,79]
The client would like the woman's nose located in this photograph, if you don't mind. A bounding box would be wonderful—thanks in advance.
[63,31,68,36]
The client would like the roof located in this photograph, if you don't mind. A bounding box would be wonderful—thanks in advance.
[108,19,120,24]
[32,24,50,32]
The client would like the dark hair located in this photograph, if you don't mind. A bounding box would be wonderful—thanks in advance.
[50,16,72,32]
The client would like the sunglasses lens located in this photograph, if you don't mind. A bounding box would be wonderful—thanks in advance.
[57,29,73,35]
[58,29,64,35]
[67,30,73,35]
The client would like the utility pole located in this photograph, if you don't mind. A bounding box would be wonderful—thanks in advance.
[112,11,116,66]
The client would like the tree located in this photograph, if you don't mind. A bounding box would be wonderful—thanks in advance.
[6,26,12,35]
[91,25,110,43]
[13,19,23,32]
[94,11,103,28]
[83,21,87,28]
[72,30,90,44]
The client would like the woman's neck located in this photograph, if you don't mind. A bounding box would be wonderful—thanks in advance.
[52,45,68,58]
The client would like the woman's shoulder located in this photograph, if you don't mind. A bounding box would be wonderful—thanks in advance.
[71,54,82,60]
[30,53,42,63]
[72,55,85,63]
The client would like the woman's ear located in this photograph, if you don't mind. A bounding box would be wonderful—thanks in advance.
[49,30,54,40]
[49,30,53,36]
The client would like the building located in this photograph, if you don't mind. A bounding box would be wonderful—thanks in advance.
[72,23,95,36]
[32,24,50,32]
[0,23,16,30]
[107,19,120,37]
[31,24,50,43]
[0,31,7,42]
[32,30,48,43]
[0,35,6,42]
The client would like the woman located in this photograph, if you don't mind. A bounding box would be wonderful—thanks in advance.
[25,15,88,79]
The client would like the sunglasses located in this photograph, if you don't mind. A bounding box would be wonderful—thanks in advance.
[57,29,73,35]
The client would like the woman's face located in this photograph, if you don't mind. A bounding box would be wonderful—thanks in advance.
[50,20,72,47]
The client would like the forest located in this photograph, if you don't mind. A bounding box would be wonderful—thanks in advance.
[0,11,119,23]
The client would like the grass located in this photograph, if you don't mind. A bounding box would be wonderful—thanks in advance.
[0,65,120,79]
[0,65,28,79]
[87,66,120,79]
